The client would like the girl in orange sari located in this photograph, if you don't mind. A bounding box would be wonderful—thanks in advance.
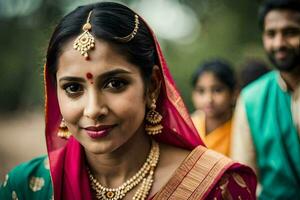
[191,59,237,156]
[0,2,256,200]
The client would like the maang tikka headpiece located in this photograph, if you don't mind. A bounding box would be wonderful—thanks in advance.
[73,11,95,59]
[114,14,139,43]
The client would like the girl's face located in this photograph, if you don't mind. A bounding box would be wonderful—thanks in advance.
[56,39,147,154]
[192,72,235,119]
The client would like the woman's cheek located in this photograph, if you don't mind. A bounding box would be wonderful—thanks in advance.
[58,94,84,124]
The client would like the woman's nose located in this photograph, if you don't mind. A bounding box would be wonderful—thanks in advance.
[83,90,108,120]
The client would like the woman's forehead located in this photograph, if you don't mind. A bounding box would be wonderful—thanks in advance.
[56,39,140,77]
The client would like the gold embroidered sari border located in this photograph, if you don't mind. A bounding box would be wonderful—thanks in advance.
[152,146,206,200]
[189,152,233,199]
[153,146,234,200]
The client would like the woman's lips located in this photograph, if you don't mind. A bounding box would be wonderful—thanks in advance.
[84,125,115,139]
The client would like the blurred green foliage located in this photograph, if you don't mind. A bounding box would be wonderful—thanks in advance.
[0,0,268,113]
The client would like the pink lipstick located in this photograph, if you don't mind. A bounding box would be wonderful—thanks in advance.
[84,125,115,139]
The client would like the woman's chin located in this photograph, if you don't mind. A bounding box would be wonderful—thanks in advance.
[82,139,114,155]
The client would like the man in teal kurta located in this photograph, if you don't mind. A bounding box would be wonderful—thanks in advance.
[231,0,300,199]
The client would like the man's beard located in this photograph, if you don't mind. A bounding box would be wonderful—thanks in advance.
[267,47,300,72]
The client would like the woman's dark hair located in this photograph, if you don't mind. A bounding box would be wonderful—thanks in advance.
[258,0,300,30]
[191,59,236,91]
[46,2,156,85]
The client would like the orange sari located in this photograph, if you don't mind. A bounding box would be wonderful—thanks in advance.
[191,110,232,156]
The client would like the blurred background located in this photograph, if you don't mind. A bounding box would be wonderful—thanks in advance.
[0,0,266,181]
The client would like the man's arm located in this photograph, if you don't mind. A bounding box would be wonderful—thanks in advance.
[231,96,258,174]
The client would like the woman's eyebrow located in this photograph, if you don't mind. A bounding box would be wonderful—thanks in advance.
[58,68,132,83]
[59,77,85,83]
[99,68,132,79]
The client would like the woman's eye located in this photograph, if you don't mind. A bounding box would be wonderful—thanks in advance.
[105,79,127,90]
[63,83,83,96]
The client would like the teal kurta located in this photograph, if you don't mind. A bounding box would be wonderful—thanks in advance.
[242,71,300,199]
[0,156,53,200]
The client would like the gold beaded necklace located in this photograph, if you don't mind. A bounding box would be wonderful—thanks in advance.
[87,140,160,200]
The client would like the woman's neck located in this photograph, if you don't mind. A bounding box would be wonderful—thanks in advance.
[85,127,151,188]
[205,110,232,134]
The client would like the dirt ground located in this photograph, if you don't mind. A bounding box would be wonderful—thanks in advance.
[0,111,46,182]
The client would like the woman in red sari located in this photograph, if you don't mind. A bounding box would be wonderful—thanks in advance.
[0,2,256,200]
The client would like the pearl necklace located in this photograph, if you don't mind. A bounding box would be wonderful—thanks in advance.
[87,140,160,200]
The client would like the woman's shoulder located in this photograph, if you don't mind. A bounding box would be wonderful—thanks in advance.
[5,155,50,185]
[13,155,49,170]
[158,143,191,169]
[0,155,53,200]
[153,145,257,199]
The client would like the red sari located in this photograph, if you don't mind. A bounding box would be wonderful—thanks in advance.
[44,9,256,200]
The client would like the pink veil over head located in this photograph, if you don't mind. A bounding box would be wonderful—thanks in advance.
[44,6,205,200]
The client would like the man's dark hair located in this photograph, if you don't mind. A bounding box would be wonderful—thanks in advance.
[258,0,300,30]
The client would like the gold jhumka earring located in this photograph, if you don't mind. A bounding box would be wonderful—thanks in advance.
[57,118,71,139]
[145,96,163,135]
[73,11,95,59]
[114,14,139,43]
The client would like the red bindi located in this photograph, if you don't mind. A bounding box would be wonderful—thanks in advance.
[86,72,93,79]
[86,72,94,84]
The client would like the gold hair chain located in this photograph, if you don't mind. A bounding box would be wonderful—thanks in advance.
[114,14,139,43]
[73,13,139,59]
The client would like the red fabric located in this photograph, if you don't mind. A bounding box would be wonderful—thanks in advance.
[206,163,257,200]
[44,10,256,200]
[147,165,257,200]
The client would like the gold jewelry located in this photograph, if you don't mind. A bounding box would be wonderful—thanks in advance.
[145,97,163,135]
[87,140,159,200]
[114,14,139,43]
[57,118,71,139]
[73,11,95,59]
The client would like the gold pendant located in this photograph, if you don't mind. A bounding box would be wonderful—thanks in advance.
[73,29,95,59]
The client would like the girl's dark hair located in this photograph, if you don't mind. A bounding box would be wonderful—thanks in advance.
[46,2,156,85]
[258,0,300,30]
[191,59,236,91]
